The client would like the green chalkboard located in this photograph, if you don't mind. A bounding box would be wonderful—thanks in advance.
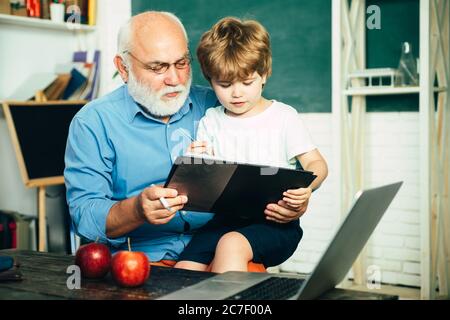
[133,0,421,113]
[366,0,420,112]
[132,0,332,113]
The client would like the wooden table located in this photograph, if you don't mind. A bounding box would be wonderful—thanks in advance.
[0,250,397,300]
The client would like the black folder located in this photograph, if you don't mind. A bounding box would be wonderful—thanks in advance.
[164,156,317,222]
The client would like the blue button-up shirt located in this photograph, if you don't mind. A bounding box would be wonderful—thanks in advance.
[64,85,217,261]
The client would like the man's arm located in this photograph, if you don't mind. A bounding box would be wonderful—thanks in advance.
[66,116,190,241]
[65,115,124,244]
[106,196,144,238]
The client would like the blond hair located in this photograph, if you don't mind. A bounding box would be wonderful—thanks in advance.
[196,17,272,82]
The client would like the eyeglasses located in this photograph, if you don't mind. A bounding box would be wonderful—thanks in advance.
[123,50,192,74]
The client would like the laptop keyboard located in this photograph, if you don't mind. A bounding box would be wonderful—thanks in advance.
[226,277,305,300]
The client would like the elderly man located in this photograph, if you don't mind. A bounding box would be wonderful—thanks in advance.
[64,11,308,263]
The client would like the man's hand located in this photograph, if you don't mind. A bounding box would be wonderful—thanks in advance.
[106,185,188,238]
[264,187,312,223]
[135,185,188,225]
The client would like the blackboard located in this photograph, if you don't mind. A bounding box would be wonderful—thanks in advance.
[366,0,420,111]
[132,0,332,113]
[134,0,421,112]
[2,102,85,187]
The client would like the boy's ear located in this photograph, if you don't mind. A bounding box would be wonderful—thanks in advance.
[261,74,267,88]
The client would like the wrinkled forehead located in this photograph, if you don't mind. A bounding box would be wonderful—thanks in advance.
[132,21,188,62]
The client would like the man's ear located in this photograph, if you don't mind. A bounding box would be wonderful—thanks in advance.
[113,55,129,83]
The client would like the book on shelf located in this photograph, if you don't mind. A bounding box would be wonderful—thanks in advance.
[6,0,96,25]
[5,49,100,102]
[40,0,50,19]
[62,68,87,100]
[88,0,96,26]
[44,73,71,100]
[58,61,94,99]
[0,0,10,14]
[73,50,101,100]
[26,0,40,18]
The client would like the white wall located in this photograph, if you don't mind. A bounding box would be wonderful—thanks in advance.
[96,0,131,96]
[0,24,85,216]
[281,112,421,287]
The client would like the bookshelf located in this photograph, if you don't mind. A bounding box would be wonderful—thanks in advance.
[343,86,446,96]
[332,0,450,299]
[0,9,98,253]
[0,13,96,32]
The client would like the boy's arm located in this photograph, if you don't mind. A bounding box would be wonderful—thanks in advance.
[296,149,328,191]
[265,149,328,223]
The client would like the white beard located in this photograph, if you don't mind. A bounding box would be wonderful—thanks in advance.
[127,70,192,117]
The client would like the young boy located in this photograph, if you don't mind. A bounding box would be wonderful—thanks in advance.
[175,17,328,273]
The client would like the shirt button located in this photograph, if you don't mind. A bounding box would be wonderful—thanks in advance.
[180,210,186,215]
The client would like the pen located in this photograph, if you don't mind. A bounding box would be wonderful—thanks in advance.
[179,129,215,155]
[150,184,172,211]
[159,196,172,212]
[179,129,194,142]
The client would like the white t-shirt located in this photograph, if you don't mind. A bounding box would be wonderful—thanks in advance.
[196,100,316,169]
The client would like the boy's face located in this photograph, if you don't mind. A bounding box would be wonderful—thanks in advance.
[211,72,267,117]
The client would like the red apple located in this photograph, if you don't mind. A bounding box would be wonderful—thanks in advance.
[75,243,112,279]
[111,251,150,287]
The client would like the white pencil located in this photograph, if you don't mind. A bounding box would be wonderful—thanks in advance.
[179,129,194,142]
[150,184,172,211]
[159,196,172,211]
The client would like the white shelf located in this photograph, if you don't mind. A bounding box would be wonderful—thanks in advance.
[343,86,446,96]
[0,13,96,32]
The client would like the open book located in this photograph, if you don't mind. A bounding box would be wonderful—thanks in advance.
[164,155,317,222]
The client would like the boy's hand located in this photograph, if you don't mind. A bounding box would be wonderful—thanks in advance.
[264,187,312,223]
[282,187,312,209]
[186,141,213,155]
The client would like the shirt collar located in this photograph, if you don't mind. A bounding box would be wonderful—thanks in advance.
[124,85,193,124]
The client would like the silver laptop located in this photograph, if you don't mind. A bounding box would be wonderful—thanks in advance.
[158,182,403,300]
